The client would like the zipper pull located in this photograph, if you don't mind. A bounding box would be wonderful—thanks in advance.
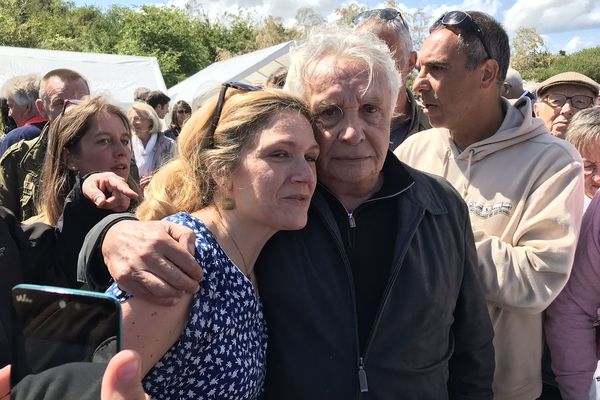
[358,357,369,392]
[348,212,356,228]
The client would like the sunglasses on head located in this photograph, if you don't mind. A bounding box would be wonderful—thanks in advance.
[434,11,492,59]
[208,81,262,141]
[353,8,409,32]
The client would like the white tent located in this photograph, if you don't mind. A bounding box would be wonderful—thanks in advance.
[0,46,166,109]
[168,41,294,105]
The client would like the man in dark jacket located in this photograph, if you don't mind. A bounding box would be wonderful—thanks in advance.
[257,28,493,399]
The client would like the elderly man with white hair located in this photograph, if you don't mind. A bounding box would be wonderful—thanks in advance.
[0,74,46,155]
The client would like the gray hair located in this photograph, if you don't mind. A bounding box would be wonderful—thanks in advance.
[130,101,161,135]
[430,11,509,86]
[284,27,401,114]
[505,68,523,89]
[1,74,40,107]
[565,106,600,150]
[354,14,413,69]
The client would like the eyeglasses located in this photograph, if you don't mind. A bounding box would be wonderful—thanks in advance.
[177,109,191,115]
[352,8,409,32]
[584,162,600,176]
[208,81,261,141]
[60,99,82,118]
[542,93,594,110]
[435,11,492,60]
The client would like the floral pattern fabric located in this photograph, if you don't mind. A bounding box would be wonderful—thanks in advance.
[107,212,267,400]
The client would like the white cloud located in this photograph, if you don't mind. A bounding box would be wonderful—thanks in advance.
[503,0,600,35]
[562,35,596,53]
[422,0,502,20]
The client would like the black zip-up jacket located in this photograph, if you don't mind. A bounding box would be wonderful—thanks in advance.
[256,153,494,400]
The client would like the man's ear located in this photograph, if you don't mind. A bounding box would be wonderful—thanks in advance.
[407,51,417,72]
[480,59,500,89]
[502,82,510,96]
[35,99,48,119]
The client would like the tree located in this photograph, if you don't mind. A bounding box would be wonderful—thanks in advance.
[295,7,325,34]
[254,16,300,50]
[511,27,555,81]
[114,6,210,87]
[334,4,367,27]
[537,46,600,83]
[402,8,430,51]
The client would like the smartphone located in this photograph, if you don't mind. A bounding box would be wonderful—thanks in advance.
[10,284,122,388]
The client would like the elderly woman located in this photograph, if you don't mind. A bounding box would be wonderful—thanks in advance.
[109,86,319,399]
[565,106,600,209]
[127,101,175,190]
[545,106,600,400]
[545,191,600,400]
[162,100,191,140]
[34,97,139,225]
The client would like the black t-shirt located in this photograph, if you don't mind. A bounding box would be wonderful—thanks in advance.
[322,174,399,354]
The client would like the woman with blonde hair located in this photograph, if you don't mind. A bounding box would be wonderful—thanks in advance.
[108,83,319,399]
[35,97,138,225]
[128,101,175,189]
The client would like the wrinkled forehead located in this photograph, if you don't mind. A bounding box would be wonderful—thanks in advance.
[306,57,392,107]
[43,77,90,101]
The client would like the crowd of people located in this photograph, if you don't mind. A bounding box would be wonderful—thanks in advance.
[1,7,600,400]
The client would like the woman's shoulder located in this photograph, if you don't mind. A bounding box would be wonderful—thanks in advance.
[163,212,218,255]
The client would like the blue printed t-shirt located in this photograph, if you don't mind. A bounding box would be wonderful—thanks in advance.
[107,212,267,400]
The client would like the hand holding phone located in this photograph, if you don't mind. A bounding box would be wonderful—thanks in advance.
[10,284,121,388]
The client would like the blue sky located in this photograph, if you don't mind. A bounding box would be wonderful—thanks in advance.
[72,0,600,54]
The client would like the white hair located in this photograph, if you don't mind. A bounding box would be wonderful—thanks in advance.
[284,27,401,115]
[1,74,40,107]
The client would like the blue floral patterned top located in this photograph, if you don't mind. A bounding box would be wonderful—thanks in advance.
[107,212,267,400]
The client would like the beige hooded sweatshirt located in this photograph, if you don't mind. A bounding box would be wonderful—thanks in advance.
[395,97,584,400]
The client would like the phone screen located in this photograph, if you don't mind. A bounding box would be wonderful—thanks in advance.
[10,284,121,387]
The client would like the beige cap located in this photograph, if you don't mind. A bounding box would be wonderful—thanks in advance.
[536,71,599,97]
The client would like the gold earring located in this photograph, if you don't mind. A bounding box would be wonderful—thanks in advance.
[222,197,235,210]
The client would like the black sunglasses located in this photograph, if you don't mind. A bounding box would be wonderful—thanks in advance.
[208,81,262,142]
[353,8,409,32]
[435,11,492,60]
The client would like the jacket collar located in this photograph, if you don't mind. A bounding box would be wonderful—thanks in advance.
[313,151,447,216]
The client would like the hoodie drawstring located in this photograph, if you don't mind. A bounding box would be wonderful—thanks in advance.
[443,147,451,179]
[463,148,474,197]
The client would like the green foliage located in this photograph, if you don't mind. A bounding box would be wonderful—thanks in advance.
[0,0,299,87]
[334,4,367,27]
[536,47,600,83]
[113,5,210,86]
